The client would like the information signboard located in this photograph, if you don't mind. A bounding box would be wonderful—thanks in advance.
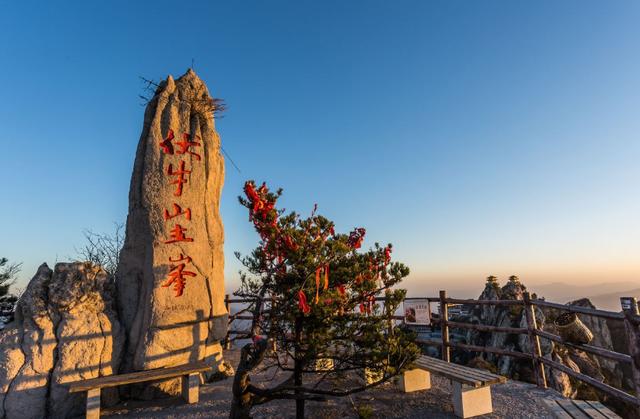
[404,299,431,325]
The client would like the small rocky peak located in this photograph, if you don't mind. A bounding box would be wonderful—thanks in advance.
[479,275,502,300]
[501,275,526,300]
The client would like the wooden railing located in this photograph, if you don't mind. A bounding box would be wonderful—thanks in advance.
[420,290,640,410]
[223,292,640,410]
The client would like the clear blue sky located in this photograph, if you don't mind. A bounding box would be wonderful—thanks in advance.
[1,1,639,296]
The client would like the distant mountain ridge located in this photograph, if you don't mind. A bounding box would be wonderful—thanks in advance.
[528,281,638,307]
[585,287,640,312]
[410,279,639,311]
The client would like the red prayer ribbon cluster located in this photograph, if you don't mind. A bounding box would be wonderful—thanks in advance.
[298,290,311,314]
[347,227,366,249]
[314,265,329,304]
[243,181,395,317]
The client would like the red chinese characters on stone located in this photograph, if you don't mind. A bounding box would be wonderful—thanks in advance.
[161,129,203,297]
[164,224,194,244]
[162,253,196,297]
[164,203,191,221]
[175,133,201,160]
[167,160,191,196]
[159,129,175,154]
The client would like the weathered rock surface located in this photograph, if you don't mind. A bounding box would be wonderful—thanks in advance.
[455,276,625,405]
[116,69,228,389]
[0,262,123,419]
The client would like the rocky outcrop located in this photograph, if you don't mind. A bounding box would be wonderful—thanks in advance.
[116,69,228,392]
[567,299,620,387]
[0,70,230,416]
[0,262,123,419]
[455,276,624,403]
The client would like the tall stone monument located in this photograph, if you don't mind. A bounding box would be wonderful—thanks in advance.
[116,69,228,387]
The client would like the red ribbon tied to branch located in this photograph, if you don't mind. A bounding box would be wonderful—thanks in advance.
[384,245,392,266]
[298,290,311,314]
[314,265,330,304]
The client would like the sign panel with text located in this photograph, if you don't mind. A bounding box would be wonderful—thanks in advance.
[404,299,431,325]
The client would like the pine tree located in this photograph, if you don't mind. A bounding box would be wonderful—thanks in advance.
[230,181,420,419]
[486,275,500,291]
[0,257,20,299]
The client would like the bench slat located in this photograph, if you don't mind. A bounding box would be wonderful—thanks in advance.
[415,356,505,387]
[418,356,504,383]
[586,401,622,419]
[573,400,608,419]
[68,362,212,392]
[557,400,590,419]
[415,360,503,387]
[543,399,621,419]
[415,359,494,385]
[417,355,503,379]
[543,399,573,419]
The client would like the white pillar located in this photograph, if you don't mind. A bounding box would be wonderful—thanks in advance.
[398,368,431,392]
[452,382,493,418]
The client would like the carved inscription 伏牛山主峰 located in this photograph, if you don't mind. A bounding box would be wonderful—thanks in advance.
[159,129,202,296]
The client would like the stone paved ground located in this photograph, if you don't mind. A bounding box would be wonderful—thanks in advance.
[104,349,563,418]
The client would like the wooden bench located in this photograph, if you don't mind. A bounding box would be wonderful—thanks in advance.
[543,399,622,419]
[400,355,507,418]
[68,362,212,419]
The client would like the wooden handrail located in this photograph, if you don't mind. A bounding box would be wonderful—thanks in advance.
[450,341,533,360]
[539,356,640,407]
[445,298,525,306]
[416,339,533,360]
[225,298,255,304]
[535,329,632,364]
[444,320,528,334]
[531,299,625,320]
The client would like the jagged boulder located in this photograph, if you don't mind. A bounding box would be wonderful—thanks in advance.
[0,262,123,419]
[479,276,501,325]
[463,277,621,401]
[568,299,620,387]
[116,69,228,393]
[546,352,578,398]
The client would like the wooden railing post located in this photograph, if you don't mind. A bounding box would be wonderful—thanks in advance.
[224,294,231,350]
[523,292,547,388]
[621,296,640,410]
[440,290,450,362]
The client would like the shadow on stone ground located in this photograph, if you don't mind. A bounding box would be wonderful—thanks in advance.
[104,348,563,418]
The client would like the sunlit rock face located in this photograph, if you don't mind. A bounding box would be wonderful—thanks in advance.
[457,277,625,403]
[0,262,123,419]
[116,69,228,392]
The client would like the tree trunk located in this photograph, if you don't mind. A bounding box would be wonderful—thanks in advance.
[229,340,269,419]
[294,316,305,419]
